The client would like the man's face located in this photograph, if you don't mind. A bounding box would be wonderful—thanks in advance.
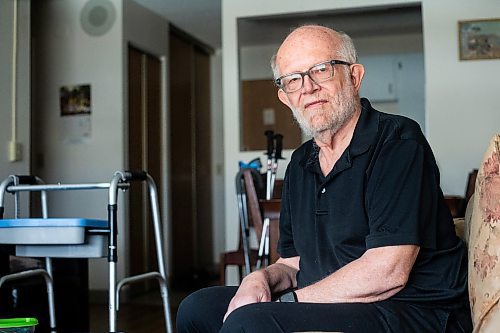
[275,29,363,137]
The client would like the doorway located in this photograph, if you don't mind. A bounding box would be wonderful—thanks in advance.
[169,26,214,288]
[127,45,163,294]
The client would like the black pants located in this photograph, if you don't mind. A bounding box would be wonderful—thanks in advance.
[176,286,472,333]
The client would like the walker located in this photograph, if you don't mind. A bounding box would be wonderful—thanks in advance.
[0,171,173,333]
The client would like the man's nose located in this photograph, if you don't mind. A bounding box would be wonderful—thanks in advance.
[301,74,319,93]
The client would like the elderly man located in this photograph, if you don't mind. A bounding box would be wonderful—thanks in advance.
[176,25,472,332]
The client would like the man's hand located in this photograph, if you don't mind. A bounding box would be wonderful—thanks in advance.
[223,257,299,321]
[223,270,271,321]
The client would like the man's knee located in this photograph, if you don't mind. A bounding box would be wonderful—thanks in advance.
[221,303,272,332]
[176,290,201,332]
[177,288,215,332]
[176,286,236,333]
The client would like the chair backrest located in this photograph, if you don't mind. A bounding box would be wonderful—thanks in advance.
[465,169,479,203]
[273,179,284,199]
[467,134,500,332]
[242,169,264,243]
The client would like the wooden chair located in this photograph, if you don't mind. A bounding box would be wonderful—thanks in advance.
[259,198,281,264]
[464,169,478,203]
[444,169,478,218]
[219,169,265,285]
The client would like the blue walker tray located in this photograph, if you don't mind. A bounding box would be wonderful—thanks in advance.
[0,218,108,258]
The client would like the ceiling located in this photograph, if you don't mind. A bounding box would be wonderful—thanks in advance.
[132,0,222,49]
[132,1,422,50]
[239,5,422,47]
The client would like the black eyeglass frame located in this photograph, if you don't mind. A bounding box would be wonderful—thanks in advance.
[275,59,352,93]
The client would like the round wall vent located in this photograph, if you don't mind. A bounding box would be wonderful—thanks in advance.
[80,0,116,37]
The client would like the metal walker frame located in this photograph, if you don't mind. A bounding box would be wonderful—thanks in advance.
[0,171,173,333]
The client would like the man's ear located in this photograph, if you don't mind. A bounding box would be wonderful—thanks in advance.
[350,64,365,94]
[278,89,292,109]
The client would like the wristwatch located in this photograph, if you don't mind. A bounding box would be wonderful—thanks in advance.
[278,290,298,302]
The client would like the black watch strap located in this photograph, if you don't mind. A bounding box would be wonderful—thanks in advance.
[278,290,297,302]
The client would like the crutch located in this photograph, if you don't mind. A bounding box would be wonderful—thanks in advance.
[235,170,252,276]
[262,134,284,266]
[270,134,284,197]
[257,131,276,268]
[264,130,275,200]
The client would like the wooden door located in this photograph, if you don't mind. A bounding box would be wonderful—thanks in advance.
[169,29,213,287]
[128,46,162,293]
[194,46,213,273]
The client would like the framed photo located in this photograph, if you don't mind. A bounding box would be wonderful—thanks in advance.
[459,18,500,60]
[60,84,91,116]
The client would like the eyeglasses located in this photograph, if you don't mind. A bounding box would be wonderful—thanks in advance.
[275,59,351,93]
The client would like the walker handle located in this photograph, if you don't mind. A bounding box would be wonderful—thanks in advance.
[265,130,274,159]
[15,175,38,185]
[124,170,148,182]
[274,134,284,160]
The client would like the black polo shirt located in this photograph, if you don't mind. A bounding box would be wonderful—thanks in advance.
[278,98,468,307]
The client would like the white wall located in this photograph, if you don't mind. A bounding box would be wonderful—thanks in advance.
[395,53,425,131]
[0,0,31,216]
[211,49,226,263]
[422,0,500,195]
[222,0,500,283]
[32,0,125,290]
[240,44,277,80]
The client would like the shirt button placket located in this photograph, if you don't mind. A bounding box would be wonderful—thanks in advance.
[315,185,328,216]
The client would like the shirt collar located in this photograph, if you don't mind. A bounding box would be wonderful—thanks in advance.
[349,98,378,157]
[300,98,378,172]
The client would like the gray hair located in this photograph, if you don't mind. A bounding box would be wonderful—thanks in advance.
[271,26,358,80]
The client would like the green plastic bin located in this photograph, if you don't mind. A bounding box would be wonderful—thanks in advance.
[0,318,38,333]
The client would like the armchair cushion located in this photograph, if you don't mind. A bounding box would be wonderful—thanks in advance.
[468,134,500,332]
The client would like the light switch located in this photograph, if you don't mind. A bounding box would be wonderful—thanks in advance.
[8,141,23,162]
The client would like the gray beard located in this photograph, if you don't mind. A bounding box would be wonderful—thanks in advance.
[291,84,360,138]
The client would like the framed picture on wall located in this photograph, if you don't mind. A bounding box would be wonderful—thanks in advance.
[458,18,500,60]
[60,84,91,116]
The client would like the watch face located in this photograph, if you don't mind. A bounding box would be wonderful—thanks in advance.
[280,291,297,302]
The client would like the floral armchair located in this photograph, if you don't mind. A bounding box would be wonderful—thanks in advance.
[457,133,500,332]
